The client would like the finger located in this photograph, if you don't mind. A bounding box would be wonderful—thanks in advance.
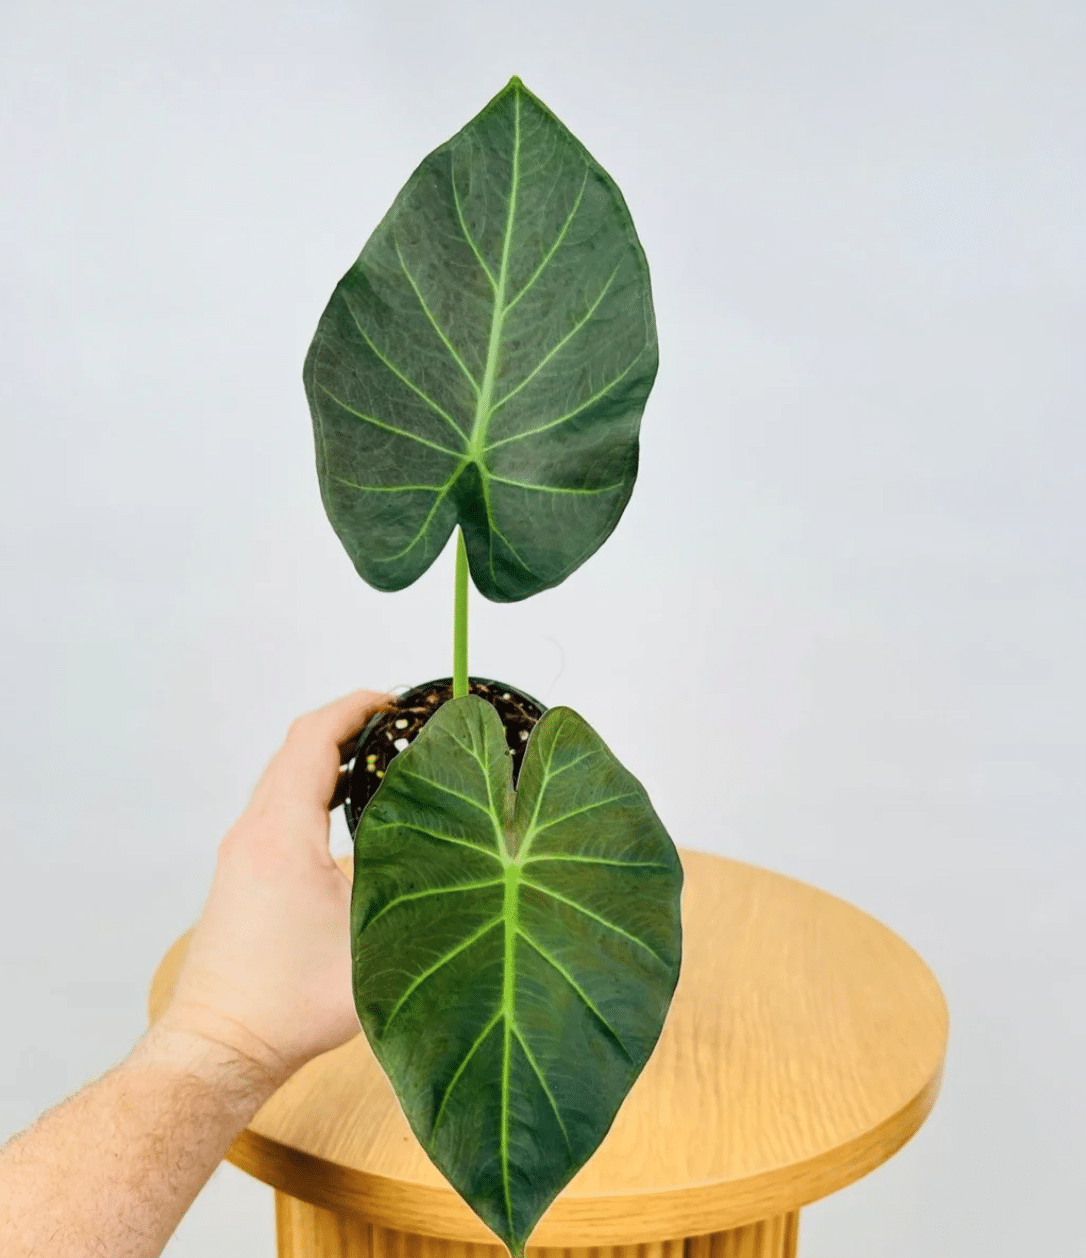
[306,688,394,744]
[260,689,393,812]
[337,689,399,763]
[329,767,350,812]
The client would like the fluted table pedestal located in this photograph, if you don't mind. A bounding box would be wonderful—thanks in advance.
[275,1198,800,1258]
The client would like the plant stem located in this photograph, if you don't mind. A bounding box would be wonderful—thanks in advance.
[453,529,469,698]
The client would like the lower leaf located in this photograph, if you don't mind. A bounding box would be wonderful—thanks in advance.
[351,695,683,1257]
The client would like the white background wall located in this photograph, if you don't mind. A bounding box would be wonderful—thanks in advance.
[2,0,1083,1253]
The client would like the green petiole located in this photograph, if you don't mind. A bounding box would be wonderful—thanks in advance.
[453,529,469,698]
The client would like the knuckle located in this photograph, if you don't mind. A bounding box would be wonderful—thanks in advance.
[217,822,250,858]
[285,711,319,744]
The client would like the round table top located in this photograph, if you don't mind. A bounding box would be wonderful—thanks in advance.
[148,849,947,1245]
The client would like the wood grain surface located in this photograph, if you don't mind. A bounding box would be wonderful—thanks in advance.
[148,849,947,1245]
[274,1194,799,1258]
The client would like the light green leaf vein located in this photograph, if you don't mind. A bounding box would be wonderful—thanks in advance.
[512,1023,570,1149]
[503,165,589,317]
[368,821,502,863]
[431,1008,503,1137]
[484,344,649,451]
[364,878,505,932]
[488,475,626,496]
[451,149,498,292]
[529,793,641,837]
[547,749,600,777]
[517,711,573,857]
[488,516,534,572]
[520,880,666,964]
[444,729,488,766]
[524,855,671,870]
[395,240,481,396]
[501,1019,513,1231]
[517,928,631,1057]
[398,770,503,822]
[341,294,469,442]
[489,264,623,415]
[440,725,508,857]
[332,477,449,494]
[371,477,461,564]
[382,915,503,1034]
[316,386,461,457]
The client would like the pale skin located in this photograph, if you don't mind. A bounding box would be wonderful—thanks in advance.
[0,688,392,1258]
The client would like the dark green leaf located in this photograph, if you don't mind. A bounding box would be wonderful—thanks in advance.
[305,77,658,602]
[351,696,682,1256]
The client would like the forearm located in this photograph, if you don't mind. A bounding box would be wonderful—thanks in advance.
[0,689,383,1257]
[0,1022,280,1258]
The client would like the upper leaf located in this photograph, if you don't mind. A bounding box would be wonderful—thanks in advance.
[351,696,682,1255]
[304,77,658,602]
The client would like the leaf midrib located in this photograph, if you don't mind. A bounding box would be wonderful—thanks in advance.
[500,861,520,1231]
[469,90,521,465]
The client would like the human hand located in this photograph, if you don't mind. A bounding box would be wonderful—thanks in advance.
[156,689,392,1086]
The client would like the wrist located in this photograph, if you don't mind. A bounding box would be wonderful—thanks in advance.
[137,1015,287,1119]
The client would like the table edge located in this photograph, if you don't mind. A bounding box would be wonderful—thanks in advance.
[224,1052,945,1244]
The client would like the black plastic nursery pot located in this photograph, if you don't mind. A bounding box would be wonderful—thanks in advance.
[343,676,546,834]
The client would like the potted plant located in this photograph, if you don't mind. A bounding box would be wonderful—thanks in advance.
[303,76,683,1258]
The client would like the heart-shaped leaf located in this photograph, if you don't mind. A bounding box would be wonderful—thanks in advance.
[351,696,682,1256]
[305,77,658,602]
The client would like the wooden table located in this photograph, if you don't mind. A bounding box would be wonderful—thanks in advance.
[147,849,948,1258]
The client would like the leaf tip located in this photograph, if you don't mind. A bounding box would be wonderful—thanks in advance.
[506,74,525,90]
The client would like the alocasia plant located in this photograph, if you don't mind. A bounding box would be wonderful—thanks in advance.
[304,77,682,1258]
